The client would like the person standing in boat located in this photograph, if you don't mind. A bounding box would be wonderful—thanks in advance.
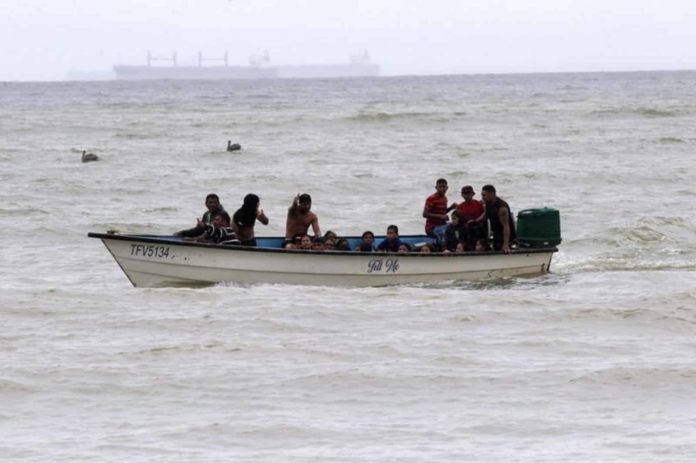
[423,178,455,242]
[481,184,516,254]
[175,193,225,238]
[231,194,269,247]
[285,193,320,242]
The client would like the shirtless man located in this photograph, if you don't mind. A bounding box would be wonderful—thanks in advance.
[285,193,320,240]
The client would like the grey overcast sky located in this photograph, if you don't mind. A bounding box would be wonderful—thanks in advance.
[1,0,695,81]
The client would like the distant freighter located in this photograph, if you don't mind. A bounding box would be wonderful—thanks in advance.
[113,50,380,80]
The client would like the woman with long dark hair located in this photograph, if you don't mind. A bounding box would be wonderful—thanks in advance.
[231,194,269,246]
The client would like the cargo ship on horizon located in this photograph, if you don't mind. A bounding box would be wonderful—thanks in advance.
[112,50,380,80]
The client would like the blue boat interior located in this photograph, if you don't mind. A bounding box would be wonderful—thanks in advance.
[162,234,436,249]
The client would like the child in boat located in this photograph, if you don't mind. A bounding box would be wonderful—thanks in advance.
[397,243,411,254]
[419,243,433,254]
[377,225,404,253]
[311,237,325,252]
[299,234,312,250]
[188,211,235,244]
[284,233,303,249]
[475,238,490,253]
[443,209,468,252]
[334,238,351,251]
[355,230,376,251]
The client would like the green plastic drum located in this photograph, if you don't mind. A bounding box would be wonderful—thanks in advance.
[516,208,562,247]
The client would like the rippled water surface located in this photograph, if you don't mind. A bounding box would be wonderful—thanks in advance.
[1,72,696,462]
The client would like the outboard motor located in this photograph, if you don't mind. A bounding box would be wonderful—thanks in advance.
[516,208,562,247]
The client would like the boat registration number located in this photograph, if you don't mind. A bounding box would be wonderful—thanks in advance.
[367,258,400,273]
[130,244,170,258]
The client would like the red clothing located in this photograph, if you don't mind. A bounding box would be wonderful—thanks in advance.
[457,199,484,222]
[424,192,448,235]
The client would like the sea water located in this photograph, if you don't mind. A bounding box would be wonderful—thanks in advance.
[1,72,695,462]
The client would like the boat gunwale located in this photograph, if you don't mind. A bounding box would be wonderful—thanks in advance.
[87,232,558,257]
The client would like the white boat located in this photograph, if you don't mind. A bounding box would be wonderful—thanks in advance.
[88,232,558,288]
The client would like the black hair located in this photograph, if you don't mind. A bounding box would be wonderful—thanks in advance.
[335,238,351,251]
[233,194,260,228]
[206,193,220,202]
[482,184,496,194]
[213,210,231,226]
[361,230,374,239]
[387,224,399,234]
[436,178,448,185]
[298,193,312,203]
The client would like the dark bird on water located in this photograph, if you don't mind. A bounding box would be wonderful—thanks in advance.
[81,150,99,162]
[227,140,242,151]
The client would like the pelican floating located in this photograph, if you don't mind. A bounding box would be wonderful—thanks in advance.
[227,141,242,152]
[81,150,99,162]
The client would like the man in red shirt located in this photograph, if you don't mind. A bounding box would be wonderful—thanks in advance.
[457,185,485,222]
[456,185,487,249]
[423,178,454,241]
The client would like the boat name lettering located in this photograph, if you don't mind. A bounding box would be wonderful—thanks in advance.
[130,244,170,258]
[367,258,400,273]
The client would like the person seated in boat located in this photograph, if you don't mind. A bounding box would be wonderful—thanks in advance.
[475,238,490,253]
[456,185,487,248]
[397,243,411,254]
[481,184,516,254]
[187,211,234,244]
[298,234,313,250]
[423,178,456,243]
[334,238,351,251]
[284,233,303,249]
[321,231,337,250]
[377,225,404,253]
[176,193,225,238]
[231,193,269,247]
[419,243,433,254]
[455,241,466,253]
[285,193,321,245]
[323,230,337,242]
[354,230,376,252]
[311,237,325,252]
[443,209,469,252]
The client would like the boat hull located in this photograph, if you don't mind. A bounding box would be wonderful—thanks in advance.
[88,233,557,288]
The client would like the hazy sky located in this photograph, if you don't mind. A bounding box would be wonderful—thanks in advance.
[2,0,695,80]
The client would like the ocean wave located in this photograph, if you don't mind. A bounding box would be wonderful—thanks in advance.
[0,207,50,216]
[590,107,682,118]
[657,137,686,144]
[113,132,152,140]
[570,367,696,386]
[0,378,35,394]
[143,206,179,213]
[345,110,461,123]
[638,107,679,117]
[568,260,696,273]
